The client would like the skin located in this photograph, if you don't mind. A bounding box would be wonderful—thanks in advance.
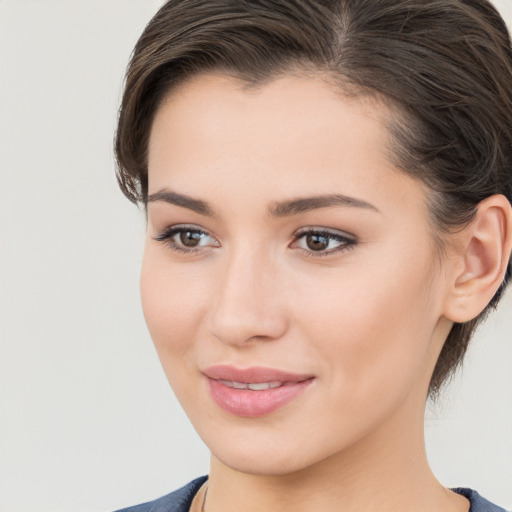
[140,72,491,512]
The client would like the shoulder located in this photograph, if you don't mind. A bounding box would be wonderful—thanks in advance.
[113,476,208,512]
[452,488,509,512]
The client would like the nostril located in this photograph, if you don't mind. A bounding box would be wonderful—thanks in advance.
[209,307,289,347]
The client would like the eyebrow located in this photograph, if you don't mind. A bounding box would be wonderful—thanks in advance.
[269,194,380,217]
[147,189,379,217]
[148,189,214,216]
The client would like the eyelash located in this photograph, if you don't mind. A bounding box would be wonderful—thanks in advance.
[154,225,357,257]
[292,228,357,257]
[154,225,219,254]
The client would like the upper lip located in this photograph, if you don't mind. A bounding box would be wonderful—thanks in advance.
[203,365,314,384]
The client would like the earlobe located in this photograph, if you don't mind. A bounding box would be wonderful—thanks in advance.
[443,194,512,323]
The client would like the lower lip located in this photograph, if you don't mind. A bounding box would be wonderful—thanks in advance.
[207,378,313,418]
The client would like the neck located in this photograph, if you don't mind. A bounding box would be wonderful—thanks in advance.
[204,391,469,512]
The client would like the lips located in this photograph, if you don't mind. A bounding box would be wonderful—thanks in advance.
[203,365,314,418]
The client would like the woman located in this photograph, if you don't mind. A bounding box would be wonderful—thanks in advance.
[113,0,512,511]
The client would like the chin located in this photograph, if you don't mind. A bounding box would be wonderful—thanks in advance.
[213,446,315,477]
[199,420,346,477]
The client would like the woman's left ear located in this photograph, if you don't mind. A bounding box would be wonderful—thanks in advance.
[442,194,512,323]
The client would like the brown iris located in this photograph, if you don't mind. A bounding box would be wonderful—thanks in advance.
[180,231,202,247]
[306,234,329,251]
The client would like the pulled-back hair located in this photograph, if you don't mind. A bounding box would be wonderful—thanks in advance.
[115,0,512,396]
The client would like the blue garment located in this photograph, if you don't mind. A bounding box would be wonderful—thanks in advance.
[114,476,207,512]
[114,476,509,512]
[452,488,510,512]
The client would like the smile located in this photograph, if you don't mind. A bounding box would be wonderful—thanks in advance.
[204,366,315,417]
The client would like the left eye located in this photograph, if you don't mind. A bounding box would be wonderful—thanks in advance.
[155,225,219,252]
[292,229,356,255]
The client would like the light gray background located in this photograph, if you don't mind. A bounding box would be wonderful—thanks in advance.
[0,1,511,511]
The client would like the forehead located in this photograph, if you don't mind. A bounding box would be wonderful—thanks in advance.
[147,72,428,222]
[151,72,390,138]
[150,73,390,171]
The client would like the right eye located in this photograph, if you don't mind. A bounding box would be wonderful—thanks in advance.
[154,225,220,253]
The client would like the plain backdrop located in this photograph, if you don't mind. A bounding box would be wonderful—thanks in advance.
[1,1,511,511]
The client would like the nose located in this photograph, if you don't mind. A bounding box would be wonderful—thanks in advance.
[208,248,289,347]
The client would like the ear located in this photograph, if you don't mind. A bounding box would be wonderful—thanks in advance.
[442,194,512,323]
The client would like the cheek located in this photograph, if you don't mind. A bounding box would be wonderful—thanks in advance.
[292,244,438,402]
[139,247,210,361]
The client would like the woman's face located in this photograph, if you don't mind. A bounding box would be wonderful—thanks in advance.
[142,73,453,475]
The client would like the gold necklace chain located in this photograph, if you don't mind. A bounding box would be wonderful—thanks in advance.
[201,484,209,512]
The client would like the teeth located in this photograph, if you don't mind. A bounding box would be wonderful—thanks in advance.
[247,382,271,391]
[219,380,284,390]
[251,381,284,390]
[220,379,248,389]
[231,381,249,389]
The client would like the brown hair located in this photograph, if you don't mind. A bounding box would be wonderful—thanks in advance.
[115,0,512,396]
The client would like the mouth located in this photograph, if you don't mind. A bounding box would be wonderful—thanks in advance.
[203,364,313,383]
[219,380,286,390]
[203,365,315,418]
